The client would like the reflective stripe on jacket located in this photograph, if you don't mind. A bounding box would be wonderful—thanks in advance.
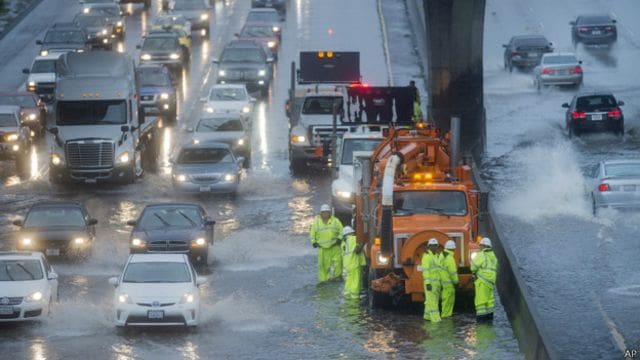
[421,250,441,286]
[440,249,459,286]
[342,234,366,271]
[471,249,497,286]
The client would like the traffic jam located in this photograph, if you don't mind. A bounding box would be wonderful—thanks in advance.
[0,0,638,358]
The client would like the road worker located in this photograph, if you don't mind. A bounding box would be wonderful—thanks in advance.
[439,240,459,318]
[471,237,498,322]
[309,204,343,282]
[341,226,365,299]
[420,238,442,322]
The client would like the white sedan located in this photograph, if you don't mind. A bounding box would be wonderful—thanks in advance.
[109,253,206,327]
[0,251,58,322]
[201,84,255,117]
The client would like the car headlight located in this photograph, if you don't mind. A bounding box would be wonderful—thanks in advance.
[51,153,63,166]
[267,41,276,48]
[291,135,306,144]
[272,26,280,32]
[258,69,267,77]
[192,237,206,246]
[116,21,123,27]
[200,13,209,20]
[218,70,226,77]
[180,293,195,304]
[26,291,43,302]
[205,106,214,113]
[101,29,108,35]
[175,174,187,182]
[193,139,200,144]
[242,106,251,113]
[76,49,84,53]
[6,134,18,142]
[131,238,145,247]
[237,138,245,146]
[160,92,169,100]
[376,251,390,265]
[40,50,49,56]
[28,113,37,121]
[335,190,352,199]
[12,144,19,152]
[83,7,90,13]
[224,174,236,182]
[118,151,130,164]
[118,293,132,304]
[74,237,85,245]
[21,238,32,246]
[141,53,151,61]
[169,53,180,60]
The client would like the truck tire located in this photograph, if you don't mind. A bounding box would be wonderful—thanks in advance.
[368,269,394,310]
[289,158,306,175]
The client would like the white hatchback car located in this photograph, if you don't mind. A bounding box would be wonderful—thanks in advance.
[0,251,58,322]
[202,84,255,116]
[109,253,206,327]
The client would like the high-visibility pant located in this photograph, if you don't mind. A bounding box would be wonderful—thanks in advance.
[441,285,455,318]
[423,283,441,322]
[317,245,342,282]
[343,266,362,299]
[474,280,495,316]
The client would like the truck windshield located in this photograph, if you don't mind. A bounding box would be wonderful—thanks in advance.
[57,100,127,125]
[393,190,468,216]
[340,138,381,165]
[302,97,343,115]
[31,59,57,73]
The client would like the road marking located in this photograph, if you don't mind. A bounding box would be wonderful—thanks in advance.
[376,0,394,86]
[593,292,626,353]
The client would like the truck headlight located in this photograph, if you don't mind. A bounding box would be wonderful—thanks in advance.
[169,53,180,60]
[237,138,245,146]
[21,238,32,246]
[160,92,169,100]
[267,41,276,48]
[141,53,151,61]
[376,251,390,265]
[118,151,130,164]
[180,293,195,304]
[200,13,209,20]
[224,174,236,182]
[102,38,109,44]
[12,144,19,152]
[116,21,123,27]
[51,153,63,166]
[258,69,267,77]
[242,106,250,113]
[26,291,43,302]
[40,50,49,56]
[272,26,280,32]
[131,238,145,247]
[28,113,37,121]
[73,237,85,245]
[192,237,206,246]
[175,174,187,182]
[6,134,18,142]
[118,293,132,304]
[335,190,352,199]
[101,29,108,35]
[218,70,226,77]
[27,81,36,91]
[291,135,306,144]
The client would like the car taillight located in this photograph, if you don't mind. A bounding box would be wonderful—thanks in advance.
[572,111,586,119]
[608,109,621,118]
[605,26,615,32]
[570,66,582,74]
[578,27,588,32]
[598,183,610,192]
[542,68,554,75]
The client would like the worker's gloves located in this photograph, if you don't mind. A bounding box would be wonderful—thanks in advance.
[426,284,432,291]
[312,243,319,248]
[416,265,423,272]
[335,238,342,246]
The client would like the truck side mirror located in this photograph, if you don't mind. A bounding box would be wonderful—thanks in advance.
[36,40,42,45]
[12,219,23,227]
[126,220,137,226]
[121,125,130,132]
[88,218,98,225]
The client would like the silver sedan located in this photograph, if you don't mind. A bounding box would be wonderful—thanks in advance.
[590,159,640,215]
[534,53,583,90]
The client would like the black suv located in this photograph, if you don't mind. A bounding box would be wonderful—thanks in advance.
[36,23,89,56]
[563,92,625,137]
[215,40,274,97]
[137,65,177,124]
[502,35,553,72]
[73,13,115,50]
[138,32,188,74]
[571,14,617,47]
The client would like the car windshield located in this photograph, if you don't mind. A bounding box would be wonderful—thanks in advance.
[123,262,191,283]
[247,12,279,23]
[142,37,178,51]
[138,206,203,229]
[44,30,85,44]
[173,0,205,10]
[91,6,120,17]
[24,207,85,227]
[221,48,265,63]
[178,148,234,164]
[209,88,247,101]
[576,95,617,111]
[340,138,381,165]
[57,100,127,125]
[302,96,344,114]
[241,25,274,37]
[75,15,109,28]
[514,37,549,48]
[0,260,44,281]
[543,55,577,64]
[196,118,244,132]
[0,114,18,127]
[578,16,612,25]
[139,70,170,87]
[393,190,468,216]
[604,163,640,177]
[31,59,57,73]
[155,16,187,27]
[0,95,36,107]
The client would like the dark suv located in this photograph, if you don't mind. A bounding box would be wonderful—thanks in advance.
[36,23,89,56]
[215,40,274,97]
[503,35,553,72]
[251,0,286,16]
[563,92,625,137]
[138,32,188,74]
[73,13,115,50]
[571,14,617,47]
[137,65,177,125]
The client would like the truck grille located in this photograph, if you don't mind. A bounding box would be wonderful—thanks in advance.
[310,126,350,145]
[65,140,114,169]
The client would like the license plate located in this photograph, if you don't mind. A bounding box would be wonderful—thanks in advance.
[590,114,603,121]
[147,310,164,319]
[592,30,602,35]
[623,185,636,191]
[527,53,538,58]
[46,248,60,256]
[199,186,211,192]
[0,306,13,315]
[556,70,567,75]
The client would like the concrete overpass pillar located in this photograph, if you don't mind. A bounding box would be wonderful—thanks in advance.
[424,0,486,157]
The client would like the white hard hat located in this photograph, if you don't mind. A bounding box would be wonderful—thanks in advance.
[320,204,331,212]
[342,226,355,236]
[479,237,492,248]
[427,238,439,246]
[444,240,456,250]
